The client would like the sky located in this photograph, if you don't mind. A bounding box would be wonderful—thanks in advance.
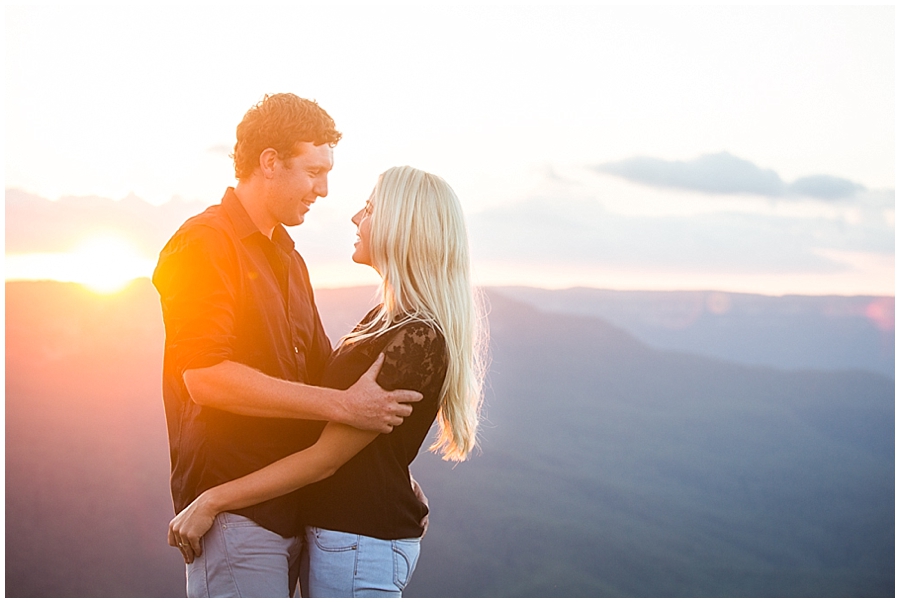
[5,3,896,295]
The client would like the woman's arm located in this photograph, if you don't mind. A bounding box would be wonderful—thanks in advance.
[168,422,379,563]
[170,322,443,563]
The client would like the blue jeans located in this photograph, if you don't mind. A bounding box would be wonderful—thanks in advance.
[303,526,421,598]
[186,512,302,598]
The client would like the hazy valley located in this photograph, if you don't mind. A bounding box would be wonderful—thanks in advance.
[5,280,894,597]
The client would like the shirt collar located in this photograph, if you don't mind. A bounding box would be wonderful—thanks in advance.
[221,187,296,254]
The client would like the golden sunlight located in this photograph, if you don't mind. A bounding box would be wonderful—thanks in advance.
[5,235,155,294]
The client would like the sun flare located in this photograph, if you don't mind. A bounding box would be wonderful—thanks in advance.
[5,235,155,294]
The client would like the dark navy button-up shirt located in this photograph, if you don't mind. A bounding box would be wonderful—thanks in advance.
[153,187,332,537]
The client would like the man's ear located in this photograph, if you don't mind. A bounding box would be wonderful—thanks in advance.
[258,148,279,178]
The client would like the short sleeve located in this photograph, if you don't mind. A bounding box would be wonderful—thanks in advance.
[152,226,239,375]
[292,253,334,386]
[375,322,448,397]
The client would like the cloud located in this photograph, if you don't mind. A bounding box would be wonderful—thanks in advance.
[4,188,209,257]
[6,184,893,292]
[594,152,866,201]
[787,175,865,200]
[3,188,368,272]
[467,190,893,275]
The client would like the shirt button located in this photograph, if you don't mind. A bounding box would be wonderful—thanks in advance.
[293,346,299,354]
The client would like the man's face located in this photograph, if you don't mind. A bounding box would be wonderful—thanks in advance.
[267,141,334,227]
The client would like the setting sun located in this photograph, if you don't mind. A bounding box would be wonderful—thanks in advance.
[5,235,155,294]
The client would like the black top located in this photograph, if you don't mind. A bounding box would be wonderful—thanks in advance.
[298,308,448,540]
[152,187,332,537]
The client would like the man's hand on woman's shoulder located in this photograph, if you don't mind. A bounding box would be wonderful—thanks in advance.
[337,353,422,433]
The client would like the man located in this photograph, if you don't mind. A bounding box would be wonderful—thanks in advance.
[153,93,422,597]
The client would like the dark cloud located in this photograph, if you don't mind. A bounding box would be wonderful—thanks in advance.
[597,152,784,196]
[787,175,865,200]
[594,152,866,201]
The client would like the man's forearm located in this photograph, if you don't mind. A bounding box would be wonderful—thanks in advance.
[182,357,421,433]
[183,360,345,422]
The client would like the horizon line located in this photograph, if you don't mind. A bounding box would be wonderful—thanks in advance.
[4,276,895,300]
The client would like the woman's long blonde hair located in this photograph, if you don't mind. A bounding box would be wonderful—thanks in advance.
[340,166,486,461]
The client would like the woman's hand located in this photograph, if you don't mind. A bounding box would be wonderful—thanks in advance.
[411,476,429,536]
[167,493,218,564]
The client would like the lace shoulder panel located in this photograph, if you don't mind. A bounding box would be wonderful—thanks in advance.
[354,305,383,332]
[376,321,447,395]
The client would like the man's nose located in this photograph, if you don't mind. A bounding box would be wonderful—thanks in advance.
[314,176,329,198]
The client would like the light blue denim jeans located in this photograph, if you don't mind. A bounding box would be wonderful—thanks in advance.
[186,512,302,598]
[303,526,421,598]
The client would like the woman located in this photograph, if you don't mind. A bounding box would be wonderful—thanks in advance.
[168,166,486,597]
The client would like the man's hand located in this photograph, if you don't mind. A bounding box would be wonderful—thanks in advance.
[411,475,430,536]
[338,354,422,433]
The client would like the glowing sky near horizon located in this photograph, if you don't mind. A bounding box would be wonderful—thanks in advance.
[5,3,895,295]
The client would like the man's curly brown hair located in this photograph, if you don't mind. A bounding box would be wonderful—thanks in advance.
[232,93,342,180]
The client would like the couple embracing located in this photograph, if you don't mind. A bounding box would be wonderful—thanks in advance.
[153,93,486,597]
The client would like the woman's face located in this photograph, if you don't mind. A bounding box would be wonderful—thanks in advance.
[351,192,374,267]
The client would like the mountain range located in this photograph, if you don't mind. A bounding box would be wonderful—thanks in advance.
[497,286,894,377]
[5,280,894,596]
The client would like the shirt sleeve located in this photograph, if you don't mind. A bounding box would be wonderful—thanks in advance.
[297,253,334,386]
[152,225,240,376]
[375,322,448,398]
